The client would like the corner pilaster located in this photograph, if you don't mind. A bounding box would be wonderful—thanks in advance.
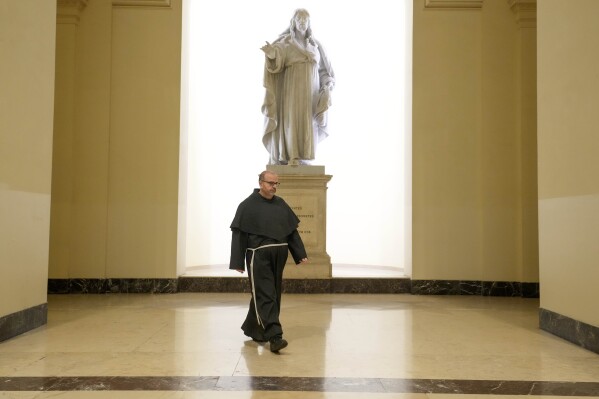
[509,0,539,285]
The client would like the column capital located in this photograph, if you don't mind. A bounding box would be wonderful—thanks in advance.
[57,0,88,25]
[508,0,537,28]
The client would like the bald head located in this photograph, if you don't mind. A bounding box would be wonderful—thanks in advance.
[258,170,279,199]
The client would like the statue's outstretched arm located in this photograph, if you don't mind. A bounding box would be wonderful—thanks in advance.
[260,41,276,59]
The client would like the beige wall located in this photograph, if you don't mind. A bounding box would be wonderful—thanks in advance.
[49,0,182,279]
[50,0,539,284]
[412,0,538,282]
[0,1,56,316]
[5,0,596,345]
[538,0,599,327]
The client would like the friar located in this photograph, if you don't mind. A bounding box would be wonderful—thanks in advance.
[229,170,308,353]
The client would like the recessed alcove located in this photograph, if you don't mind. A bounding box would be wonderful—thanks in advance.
[180,0,412,278]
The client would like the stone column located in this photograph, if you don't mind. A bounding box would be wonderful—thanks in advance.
[267,165,332,279]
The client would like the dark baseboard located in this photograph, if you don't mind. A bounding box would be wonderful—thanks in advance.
[411,280,539,298]
[48,279,178,294]
[0,303,48,343]
[49,278,537,297]
[178,277,412,294]
[539,308,599,355]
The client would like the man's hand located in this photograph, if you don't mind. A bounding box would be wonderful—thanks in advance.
[235,269,245,274]
[298,258,308,264]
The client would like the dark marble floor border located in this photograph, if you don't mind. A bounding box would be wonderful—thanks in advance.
[0,303,47,343]
[540,308,599,355]
[1,376,598,395]
[48,278,539,297]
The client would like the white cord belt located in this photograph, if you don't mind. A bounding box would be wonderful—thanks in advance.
[246,243,288,327]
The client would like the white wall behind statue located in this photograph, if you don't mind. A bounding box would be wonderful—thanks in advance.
[183,0,412,270]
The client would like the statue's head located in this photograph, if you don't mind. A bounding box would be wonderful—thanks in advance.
[290,9,311,37]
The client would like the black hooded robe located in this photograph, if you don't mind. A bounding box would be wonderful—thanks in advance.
[229,189,307,341]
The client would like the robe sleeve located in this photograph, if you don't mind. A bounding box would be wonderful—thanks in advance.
[287,229,307,264]
[316,40,335,89]
[229,228,248,271]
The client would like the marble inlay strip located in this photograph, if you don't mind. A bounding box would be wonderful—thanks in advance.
[0,303,47,343]
[1,376,599,395]
[540,308,599,355]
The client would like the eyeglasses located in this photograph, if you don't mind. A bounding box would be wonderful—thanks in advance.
[261,180,280,187]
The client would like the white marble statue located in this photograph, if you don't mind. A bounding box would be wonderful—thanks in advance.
[261,9,335,166]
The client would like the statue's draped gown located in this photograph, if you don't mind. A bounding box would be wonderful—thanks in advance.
[262,35,335,165]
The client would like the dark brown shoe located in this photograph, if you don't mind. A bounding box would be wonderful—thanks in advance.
[269,338,288,352]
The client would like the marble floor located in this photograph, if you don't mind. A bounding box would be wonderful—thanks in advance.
[1,293,598,398]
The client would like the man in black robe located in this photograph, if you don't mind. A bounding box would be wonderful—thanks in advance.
[230,170,308,353]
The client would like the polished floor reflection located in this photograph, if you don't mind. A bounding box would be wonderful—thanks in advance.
[183,264,407,278]
[1,293,598,398]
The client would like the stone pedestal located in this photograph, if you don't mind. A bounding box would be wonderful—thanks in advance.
[267,165,332,279]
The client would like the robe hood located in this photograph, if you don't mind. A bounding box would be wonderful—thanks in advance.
[230,189,300,242]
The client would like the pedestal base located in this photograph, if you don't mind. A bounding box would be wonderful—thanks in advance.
[267,165,332,279]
